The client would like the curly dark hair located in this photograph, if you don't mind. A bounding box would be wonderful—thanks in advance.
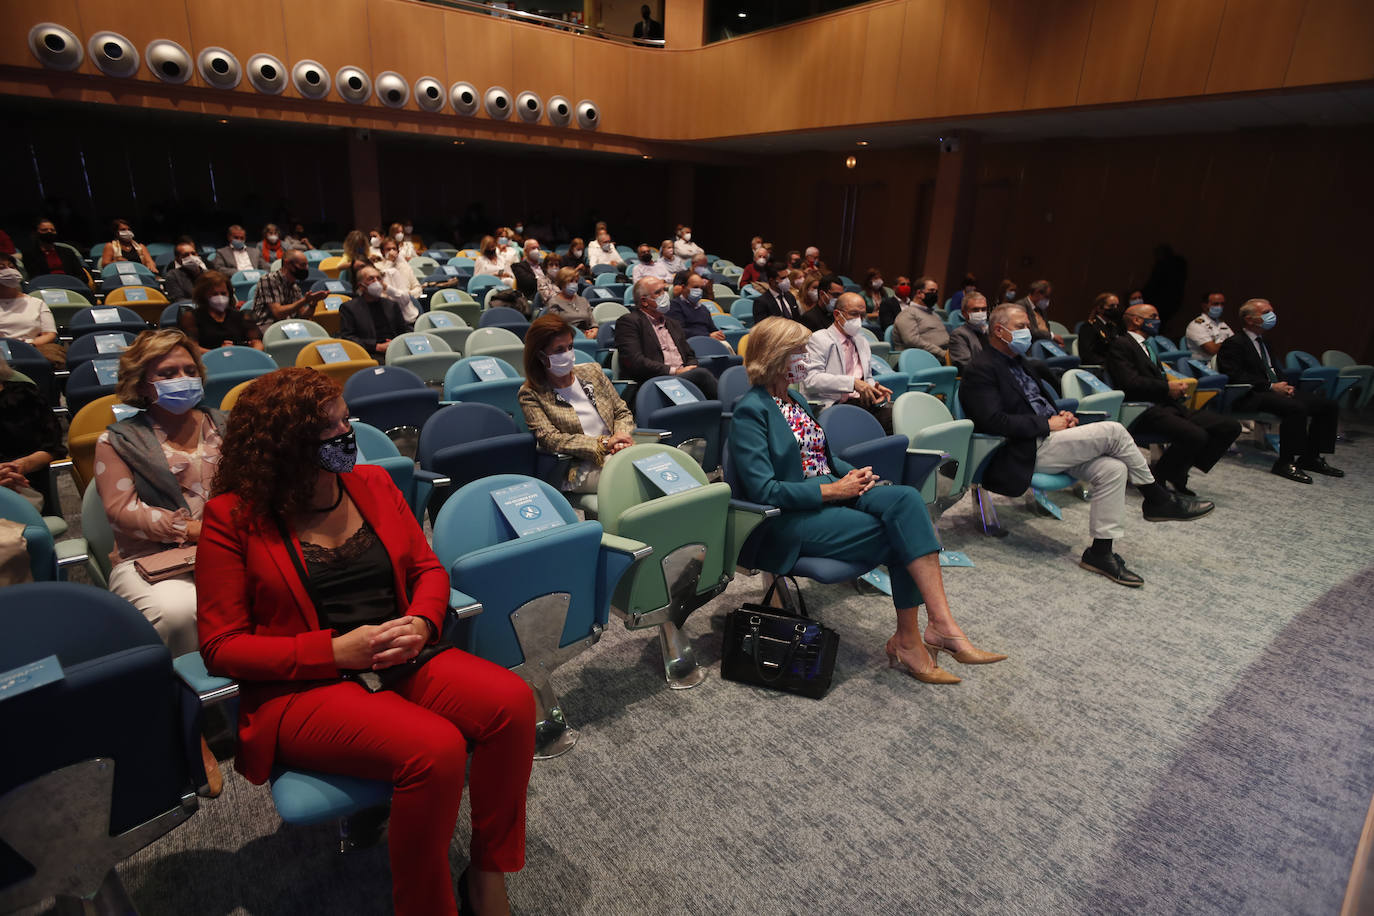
[212,368,342,522]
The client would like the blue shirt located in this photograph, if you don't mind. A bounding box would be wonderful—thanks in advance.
[996,349,1056,419]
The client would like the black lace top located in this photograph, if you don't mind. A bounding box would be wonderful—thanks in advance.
[301,521,397,635]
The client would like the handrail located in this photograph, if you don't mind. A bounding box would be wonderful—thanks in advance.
[419,0,667,48]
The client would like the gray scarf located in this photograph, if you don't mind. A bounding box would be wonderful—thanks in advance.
[103,407,227,512]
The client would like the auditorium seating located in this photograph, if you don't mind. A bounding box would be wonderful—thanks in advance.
[343,365,441,453]
[633,375,723,472]
[294,338,377,385]
[200,345,277,406]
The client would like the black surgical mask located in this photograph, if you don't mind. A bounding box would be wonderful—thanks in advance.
[639,251,653,263]
[38,232,57,243]
[293,265,310,280]
[922,291,939,307]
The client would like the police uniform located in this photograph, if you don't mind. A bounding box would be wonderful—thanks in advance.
[1184,313,1233,360]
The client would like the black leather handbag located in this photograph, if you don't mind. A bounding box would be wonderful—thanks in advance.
[720,579,839,699]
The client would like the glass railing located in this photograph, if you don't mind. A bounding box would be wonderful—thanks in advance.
[706,0,879,43]
[420,0,667,47]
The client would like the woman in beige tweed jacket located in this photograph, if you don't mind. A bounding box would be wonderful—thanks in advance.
[519,314,635,492]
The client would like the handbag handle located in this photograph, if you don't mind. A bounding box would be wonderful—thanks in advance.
[748,615,806,684]
[761,575,809,619]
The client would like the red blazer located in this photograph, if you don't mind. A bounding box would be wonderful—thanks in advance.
[196,464,449,785]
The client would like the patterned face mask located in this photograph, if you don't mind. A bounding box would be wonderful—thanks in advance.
[317,428,357,473]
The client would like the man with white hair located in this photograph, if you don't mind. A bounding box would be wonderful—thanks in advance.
[803,291,894,430]
[510,237,555,305]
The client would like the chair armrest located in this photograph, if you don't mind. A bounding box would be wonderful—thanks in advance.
[728,498,780,518]
[49,458,73,472]
[725,499,777,572]
[413,469,451,489]
[172,652,240,705]
[597,534,652,612]
[903,447,949,491]
[967,434,1004,485]
[1120,402,1154,427]
[1074,410,1110,425]
[447,588,483,619]
[632,427,672,442]
[54,537,89,569]
[1054,397,1079,413]
[600,532,653,561]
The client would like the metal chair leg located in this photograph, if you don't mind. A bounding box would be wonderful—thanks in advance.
[507,592,601,759]
[973,486,1006,537]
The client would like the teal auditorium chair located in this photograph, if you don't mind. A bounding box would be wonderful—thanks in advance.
[442,356,526,427]
[0,583,205,915]
[432,474,649,758]
[263,318,329,368]
[896,392,1014,534]
[385,331,461,386]
[634,375,723,472]
[687,335,743,377]
[354,421,449,524]
[418,403,539,514]
[65,330,138,373]
[595,443,761,689]
[1059,368,1127,422]
[200,345,277,406]
[1322,349,1374,408]
[0,486,87,581]
[463,327,527,373]
[69,305,148,339]
[1285,350,1358,402]
[343,365,441,456]
[898,348,958,405]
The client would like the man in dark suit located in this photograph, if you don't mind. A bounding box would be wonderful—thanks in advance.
[1217,298,1342,483]
[1105,303,1241,497]
[800,274,843,332]
[614,275,718,399]
[1014,279,1062,344]
[632,4,664,42]
[341,263,408,357]
[751,263,802,326]
[960,304,1211,587]
[211,224,268,274]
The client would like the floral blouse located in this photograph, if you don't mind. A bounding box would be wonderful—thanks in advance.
[774,396,832,478]
[93,412,222,565]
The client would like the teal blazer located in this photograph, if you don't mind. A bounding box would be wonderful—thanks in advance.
[728,385,855,572]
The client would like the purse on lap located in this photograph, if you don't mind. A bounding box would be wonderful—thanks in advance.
[720,577,839,700]
[133,545,198,583]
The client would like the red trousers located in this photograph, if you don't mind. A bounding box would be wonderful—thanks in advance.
[275,650,535,916]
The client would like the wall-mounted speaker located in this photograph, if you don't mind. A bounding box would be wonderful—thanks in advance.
[247,53,287,94]
[88,31,139,78]
[483,86,512,120]
[450,81,479,116]
[196,47,241,89]
[291,59,330,99]
[576,99,600,130]
[376,71,409,108]
[415,77,445,112]
[28,23,84,71]
[336,66,372,104]
[515,91,543,123]
[547,95,572,127]
[146,39,191,84]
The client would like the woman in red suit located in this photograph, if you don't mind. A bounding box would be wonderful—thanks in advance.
[197,368,534,916]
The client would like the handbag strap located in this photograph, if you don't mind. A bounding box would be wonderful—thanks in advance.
[747,614,806,684]
[761,575,810,619]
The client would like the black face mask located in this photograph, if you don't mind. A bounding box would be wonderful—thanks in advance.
[38,232,57,243]
[922,291,939,307]
[639,251,653,263]
[292,265,310,280]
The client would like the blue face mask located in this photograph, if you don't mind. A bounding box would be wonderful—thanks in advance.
[693,265,710,278]
[687,287,702,302]
[1260,310,1277,330]
[1207,305,1223,320]
[1005,327,1033,355]
[317,428,358,474]
[1141,318,1161,336]
[152,376,204,414]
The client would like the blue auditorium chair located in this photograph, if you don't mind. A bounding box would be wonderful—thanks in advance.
[343,365,441,454]
[442,355,526,426]
[353,420,449,523]
[419,402,539,514]
[66,330,138,373]
[686,335,743,378]
[634,375,724,472]
[897,348,959,404]
[199,345,278,407]
[0,338,60,405]
[69,305,148,339]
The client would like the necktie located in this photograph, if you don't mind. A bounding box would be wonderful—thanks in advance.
[1145,337,1161,366]
[779,294,791,319]
[1259,338,1278,383]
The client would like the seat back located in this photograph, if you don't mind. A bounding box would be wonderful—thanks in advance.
[344,363,427,399]
[467,274,503,296]
[592,301,629,324]
[817,403,909,486]
[730,299,755,326]
[477,306,530,332]
[201,344,277,377]
[897,348,943,373]
[0,486,57,580]
[295,337,372,366]
[65,357,120,416]
[1286,350,1321,371]
[68,395,123,493]
[717,364,752,411]
[1321,350,1356,369]
[263,318,329,368]
[66,330,138,372]
[891,390,974,496]
[633,376,724,472]
[80,476,116,586]
[69,305,148,338]
[462,327,526,375]
[418,403,535,502]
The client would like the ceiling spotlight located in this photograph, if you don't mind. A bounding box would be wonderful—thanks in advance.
[845,155,857,169]
[856,140,869,146]
[452,139,464,145]
[218,118,228,124]
[642,154,653,160]
[737,11,747,17]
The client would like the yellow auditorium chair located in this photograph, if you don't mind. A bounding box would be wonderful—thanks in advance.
[295,338,378,386]
[317,256,347,279]
[103,286,170,324]
[66,395,124,494]
[736,333,750,359]
[312,297,347,336]
[220,379,257,411]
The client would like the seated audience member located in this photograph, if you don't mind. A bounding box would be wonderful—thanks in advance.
[342,264,408,357]
[1014,280,1061,344]
[1105,303,1241,497]
[633,3,664,41]
[960,304,1211,588]
[388,222,416,261]
[668,270,725,343]
[251,250,327,332]
[587,229,624,270]
[0,252,65,366]
[367,228,384,258]
[1185,291,1234,360]
[796,273,822,322]
[163,236,208,304]
[673,225,704,262]
[949,273,977,312]
[212,224,268,274]
[509,221,526,245]
[878,276,911,330]
[948,291,990,370]
[630,244,661,284]
[615,276,719,399]
[260,224,285,267]
[802,246,827,273]
[859,268,887,325]
[95,330,223,656]
[785,250,804,271]
[511,238,555,308]
[22,218,87,286]
[690,253,731,288]
[1217,298,1342,483]
[283,223,313,251]
[341,230,371,284]
[100,218,158,271]
[657,240,684,277]
[1077,292,1123,366]
[178,270,263,353]
[474,235,514,285]
[400,220,423,256]
[520,315,634,492]
[0,352,66,511]
[752,263,803,325]
[199,368,534,916]
[804,291,895,430]
[802,274,845,332]
[730,316,1005,684]
[738,248,770,289]
[998,278,1019,305]
[495,228,521,268]
[544,268,597,337]
[377,236,422,325]
[565,238,588,274]
[1128,290,1144,306]
[893,276,949,360]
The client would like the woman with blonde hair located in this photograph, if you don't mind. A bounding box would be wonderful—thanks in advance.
[728,317,1007,685]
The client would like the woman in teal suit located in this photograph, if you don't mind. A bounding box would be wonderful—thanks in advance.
[729,317,1007,685]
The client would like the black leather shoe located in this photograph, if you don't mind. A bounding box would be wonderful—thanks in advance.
[1298,456,1344,478]
[1171,479,1197,497]
[1079,549,1144,587]
[1150,463,1196,497]
[1271,460,1313,484]
[1142,493,1214,521]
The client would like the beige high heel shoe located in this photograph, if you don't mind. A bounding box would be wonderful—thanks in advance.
[885,637,961,684]
[923,629,1008,665]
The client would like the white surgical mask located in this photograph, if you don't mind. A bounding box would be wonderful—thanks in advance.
[1004,290,1016,301]
[682,232,691,242]
[0,268,23,288]
[842,317,862,337]
[230,239,245,250]
[514,225,523,234]
[563,283,578,296]
[527,250,540,262]
[394,232,405,242]
[967,310,988,328]
[118,229,134,241]
[601,242,612,251]
[571,248,582,258]
[208,294,230,313]
[180,256,204,272]
[369,236,380,247]
[152,377,204,414]
[654,292,670,311]
[778,277,792,294]
[267,234,279,244]
[785,353,807,384]
[545,350,576,375]
[806,289,819,304]
[755,257,767,267]
[870,279,883,290]
[1130,297,1144,306]
[366,281,384,298]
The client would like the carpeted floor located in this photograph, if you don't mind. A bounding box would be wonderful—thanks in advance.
[25,415,1374,915]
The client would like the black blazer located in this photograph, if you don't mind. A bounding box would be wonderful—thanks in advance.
[801,306,832,332]
[1216,332,1278,393]
[614,307,699,383]
[1104,334,1172,404]
[1077,316,1119,366]
[752,289,801,326]
[340,296,407,355]
[21,242,87,284]
[958,347,1058,497]
[509,261,539,306]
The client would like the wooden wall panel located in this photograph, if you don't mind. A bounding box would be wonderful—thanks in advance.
[1286,0,1374,87]
[183,0,289,97]
[0,0,83,69]
[852,3,908,125]
[1023,0,1093,109]
[444,8,515,102]
[891,0,947,121]
[1076,0,1156,105]
[974,0,1040,113]
[367,0,449,95]
[281,0,371,94]
[933,0,991,117]
[1206,0,1306,95]
[1136,0,1227,100]
[74,0,194,86]
[570,39,627,135]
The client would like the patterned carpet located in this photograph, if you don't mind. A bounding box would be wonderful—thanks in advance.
[24,414,1374,915]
